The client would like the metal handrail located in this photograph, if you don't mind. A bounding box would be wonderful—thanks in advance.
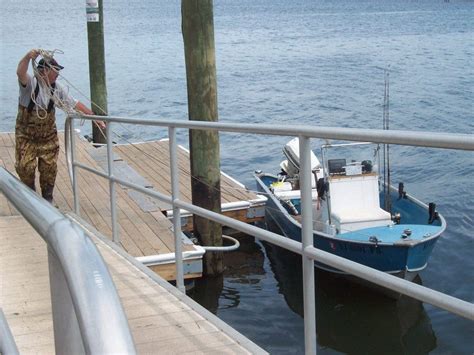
[0,168,136,354]
[71,113,474,150]
[0,308,19,355]
[65,114,474,354]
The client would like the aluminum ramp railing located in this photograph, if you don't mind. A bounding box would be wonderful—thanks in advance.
[66,114,474,355]
[0,308,19,355]
[0,168,136,354]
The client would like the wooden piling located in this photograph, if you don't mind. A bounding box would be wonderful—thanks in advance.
[86,0,107,144]
[181,0,223,275]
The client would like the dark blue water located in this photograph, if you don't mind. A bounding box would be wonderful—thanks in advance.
[1,1,473,353]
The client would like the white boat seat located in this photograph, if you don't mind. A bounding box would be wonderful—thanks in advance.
[329,173,392,233]
[332,208,391,224]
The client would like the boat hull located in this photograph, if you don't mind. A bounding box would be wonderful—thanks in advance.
[256,173,443,280]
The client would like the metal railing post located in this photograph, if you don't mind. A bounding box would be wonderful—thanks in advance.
[0,308,19,355]
[169,127,185,293]
[299,136,317,355]
[70,118,80,215]
[48,247,85,354]
[106,122,119,243]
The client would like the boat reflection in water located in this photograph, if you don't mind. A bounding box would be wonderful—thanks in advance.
[264,238,437,354]
[189,231,437,353]
[189,233,266,314]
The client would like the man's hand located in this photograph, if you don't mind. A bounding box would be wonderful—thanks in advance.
[28,49,40,61]
[17,49,40,85]
[74,102,106,130]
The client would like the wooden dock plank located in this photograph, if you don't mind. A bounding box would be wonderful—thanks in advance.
[0,134,18,215]
[61,137,126,234]
[1,134,16,172]
[73,138,174,257]
[61,175,147,257]
[58,134,168,256]
[135,332,237,354]
[115,142,192,203]
[113,140,260,207]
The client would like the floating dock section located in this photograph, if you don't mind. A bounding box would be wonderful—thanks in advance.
[0,131,266,281]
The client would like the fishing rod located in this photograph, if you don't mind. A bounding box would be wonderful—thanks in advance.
[383,68,392,214]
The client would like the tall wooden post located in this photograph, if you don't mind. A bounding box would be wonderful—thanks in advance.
[86,0,107,144]
[181,0,223,275]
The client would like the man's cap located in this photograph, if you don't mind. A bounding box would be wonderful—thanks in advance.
[37,58,64,71]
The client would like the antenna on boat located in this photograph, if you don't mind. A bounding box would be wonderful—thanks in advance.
[383,68,392,214]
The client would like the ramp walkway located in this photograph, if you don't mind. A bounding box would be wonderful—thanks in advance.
[0,215,264,354]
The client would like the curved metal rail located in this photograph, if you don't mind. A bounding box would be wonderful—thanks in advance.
[202,234,240,252]
[0,168,136,354]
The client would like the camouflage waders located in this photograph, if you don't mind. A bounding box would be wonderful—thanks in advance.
[15,105,59,202]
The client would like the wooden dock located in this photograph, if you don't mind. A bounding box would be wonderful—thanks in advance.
[0,130,268,353]
[0,215,265,354]
[0,131,265,281]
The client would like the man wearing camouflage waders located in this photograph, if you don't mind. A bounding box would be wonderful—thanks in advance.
[15,49,104,203]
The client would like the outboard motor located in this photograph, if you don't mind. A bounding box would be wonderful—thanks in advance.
[282,137,321,177]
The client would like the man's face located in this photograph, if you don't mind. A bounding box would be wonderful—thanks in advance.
[46,67,60,83]
[39,67,59,84]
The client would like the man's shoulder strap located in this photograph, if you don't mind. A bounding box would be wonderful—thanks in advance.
[27,81,40,113]
[26,80,56,113]
[47,83,56,113]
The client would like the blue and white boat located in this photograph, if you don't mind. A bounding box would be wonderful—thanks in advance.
[255,138,445,280]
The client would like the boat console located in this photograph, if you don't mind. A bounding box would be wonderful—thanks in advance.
[274,139,392,235]
[328,172,392,233]
[324,152,392,233]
